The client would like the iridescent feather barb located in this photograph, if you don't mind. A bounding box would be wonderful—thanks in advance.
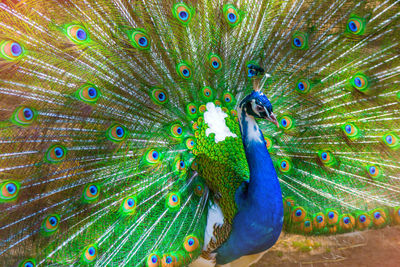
[0,0,400,266]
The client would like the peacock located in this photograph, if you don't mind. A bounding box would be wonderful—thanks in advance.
[0,0,400,266]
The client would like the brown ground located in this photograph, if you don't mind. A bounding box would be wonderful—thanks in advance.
[253,226,400,267]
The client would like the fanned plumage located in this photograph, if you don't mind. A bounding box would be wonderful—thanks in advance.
[0,0,399,266]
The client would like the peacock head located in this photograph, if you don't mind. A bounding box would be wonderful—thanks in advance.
[238,90,278,127]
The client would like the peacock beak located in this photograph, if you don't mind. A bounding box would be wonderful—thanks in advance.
[266,113,279,127]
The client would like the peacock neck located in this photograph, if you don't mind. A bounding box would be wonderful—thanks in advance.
[211,102,286,264]
[237,107,282,202]
[215,105,284,264]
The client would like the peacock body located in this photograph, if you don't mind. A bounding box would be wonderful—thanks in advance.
[0,0,400,266]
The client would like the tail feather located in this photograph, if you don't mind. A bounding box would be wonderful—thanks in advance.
[258,0,400,234]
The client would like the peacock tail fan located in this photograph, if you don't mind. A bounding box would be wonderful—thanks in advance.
[0,0,399,266]
[257,1,400,235]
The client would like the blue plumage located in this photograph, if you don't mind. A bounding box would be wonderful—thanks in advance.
[216,89,283,264]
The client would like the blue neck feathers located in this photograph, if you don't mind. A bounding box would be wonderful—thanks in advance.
[215,104,283,264]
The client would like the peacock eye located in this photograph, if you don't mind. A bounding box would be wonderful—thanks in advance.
[256,106,264,112]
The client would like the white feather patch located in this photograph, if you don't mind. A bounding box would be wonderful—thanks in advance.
[203,202,224,251]
[204,102,237,143]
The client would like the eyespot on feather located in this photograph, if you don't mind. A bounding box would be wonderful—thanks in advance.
[166,192,180,210]
[151,88,168,105]
[192,122,199,130]
[82,184,100,203]
[19,259,36,267]
[174,157,186,173]
[222,92,235,106]
[185,137,195,150]
[176,62,193,80]
[371,209,387,227]
[326,210,339,225]
[199,105,206,114]
[145,149,161,164]
[278,158,291,173]
[382,132,400,150]
[292,32,308,49]
[0,180,20,202]
[350,73,370,92]
[356,213,371,230]
[81,245,98,263]
[346,16,366,35]
[264,136,273,150]
[300,219,313,233]
[194,182,204,196]
[76,84,100,104]
[186,103,198,118]
[131,30,151,50]
[366,164,382,179]
[146,252,161,267]
[1,40,24,60]
[339,214,355,231]
[11,106,37,126]
[223,4,242,27]
[313,213,326,229]
[279,115,293,130]
[170,122,184,138]
[66,25,89,44]
[342,123,360,139]
[173,3,193,25]
[120,196,137,214]
[41,214,60,236]
[183,235,200,252]
[45,144,67,163]
[201,86,214,101]
[318,150,336,166]
[292,206,306,222]
[162,254,175,266]
[209,54,223,72]
[106,124,127,142]
[283,197,295,212]
[295,79,311,94]
[191,160,199,171]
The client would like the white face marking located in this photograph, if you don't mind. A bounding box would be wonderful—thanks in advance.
[204,102,237,143]
[251,100,261,117]
[243,112,263,144]
[238,104,263,144]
